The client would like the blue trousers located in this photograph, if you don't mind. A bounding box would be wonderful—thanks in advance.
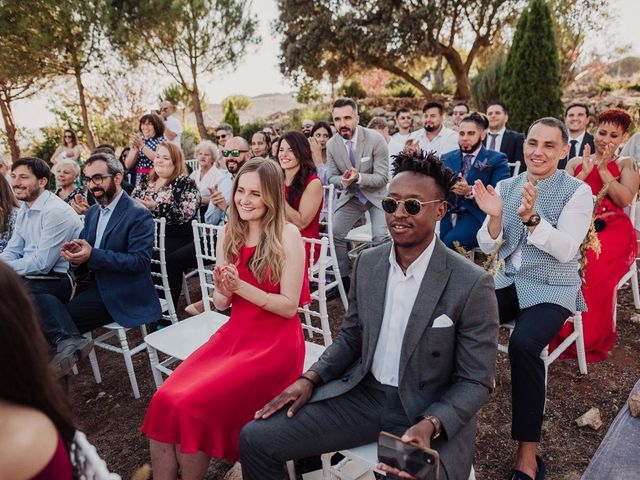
[439,212,481,250]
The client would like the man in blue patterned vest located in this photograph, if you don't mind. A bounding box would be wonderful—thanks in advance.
[474,118,593,480]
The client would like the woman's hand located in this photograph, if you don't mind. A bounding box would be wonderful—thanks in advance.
[309,137,323,165]
[131,134,143,150]
[221,264,240,292]
[213,265,234,298]
[597,142,615,173]
[138,193,156,212]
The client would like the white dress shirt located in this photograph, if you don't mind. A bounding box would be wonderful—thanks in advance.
[388,132,411,179]
[487,127,506,152]
[477,181,593,267]
[189,166,223,198]
[164,115,183,147]
[409,126,458,157]
[371,236,436,386]
[94,190,124,249]
[0,190,83,275]
[568,131,586,156]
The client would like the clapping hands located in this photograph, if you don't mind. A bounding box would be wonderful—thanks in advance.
[213,264,239,297]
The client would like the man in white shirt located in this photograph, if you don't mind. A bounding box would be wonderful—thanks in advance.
[475,117,592,480]
[388,108,413,178]
[560,102,595,169]
[159,101,183,147]
[240,151,499,480]
[485,100,525,171]
[408,101,458,157]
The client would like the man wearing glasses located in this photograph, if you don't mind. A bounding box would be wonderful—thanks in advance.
[34,152,161,374]
[159,101,183,147]
[215,123,234,148]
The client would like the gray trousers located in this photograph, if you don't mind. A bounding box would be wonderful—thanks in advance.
[239,374,450,480]
[332,197,388,276]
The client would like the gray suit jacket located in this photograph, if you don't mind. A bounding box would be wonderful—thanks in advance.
[309,239,498,479]
[326,126,389,208]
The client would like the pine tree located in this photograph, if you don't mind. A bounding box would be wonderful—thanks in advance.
[500,0,563,133]
[223,100,241,137]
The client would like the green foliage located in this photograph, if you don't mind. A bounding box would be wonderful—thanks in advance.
[279,106,331,132]
[295,80,324,104]
[222,95,252,112]
[501,0,563,133]
[181,125,200,160]
[471,52,507,111]
[239,120,266,143]
[358,106,373,128]
[30,127,64,164]
[223,100,241,137]
[339,80,368,99]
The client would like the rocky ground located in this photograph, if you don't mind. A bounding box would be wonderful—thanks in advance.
[68,281,640,480]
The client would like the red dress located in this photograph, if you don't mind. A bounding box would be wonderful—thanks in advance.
[285,174,322,262]
[32,434,72,480]
[550,161,637,362]
[142,244,308,461]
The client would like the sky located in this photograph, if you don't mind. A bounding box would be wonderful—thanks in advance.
[4,0,640,133]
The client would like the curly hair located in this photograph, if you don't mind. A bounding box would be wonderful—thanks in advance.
[597,108,632,133]
[391,151,459,198]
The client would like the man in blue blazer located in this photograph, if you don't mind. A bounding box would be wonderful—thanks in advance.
[41,152,161,373]
[440,113,510,249]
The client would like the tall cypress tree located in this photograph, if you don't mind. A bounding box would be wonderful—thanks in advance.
[223,100,241,137]
[500,0,563,133]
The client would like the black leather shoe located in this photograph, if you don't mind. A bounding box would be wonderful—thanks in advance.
[51,337,93,378]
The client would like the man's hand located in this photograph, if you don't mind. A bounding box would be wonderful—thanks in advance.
[517,181,538,222]
[378,419,436,479]
[71,194,89,215]
[254,374,318,420]
[451,177,472,196]
[473,180,503,218]
[342,168,359,187]
[209,185,228,212]
[60,239,92,264]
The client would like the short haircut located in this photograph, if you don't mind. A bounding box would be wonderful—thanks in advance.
[95,143,116,154]
[310,121,332,137]
[12,157,51,182]
[597,108,633,133]
[487,100,508,114]
[367,117,389,130]
[139,112,165,137]
[195,140,219,160]
[453,102,470,113]
[85,152,125,176]
[422,101,444,114]
[528,117,569,144]
[460,112,489,130]
[216,123,234,135]
[564,102,589,117]
[395,107,411,118]
[51,158,81,178]
[391,151,458,198]
[332,97,358,113]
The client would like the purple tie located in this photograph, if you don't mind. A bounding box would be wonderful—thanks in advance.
[488,133,498,151]
[346,140,368,205]
[462,154,474,177]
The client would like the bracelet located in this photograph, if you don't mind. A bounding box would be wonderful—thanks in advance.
[423,415,442,440]
[298,375,317,387]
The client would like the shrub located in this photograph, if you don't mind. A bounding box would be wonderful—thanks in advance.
[471,52,507,111]
[339,80,368,99]
[239,120,267,143]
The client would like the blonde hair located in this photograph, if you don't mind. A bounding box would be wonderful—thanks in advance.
[224,157,286,284]
[149,142,188,184]
[51,158,80,178]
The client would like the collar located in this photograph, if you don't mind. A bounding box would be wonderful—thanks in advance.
[388,234,436,282]
[489,127,506,136]
[25,189,52,212]
[463,145,483,158]
[569,131,586,144]
[99,189,124,214]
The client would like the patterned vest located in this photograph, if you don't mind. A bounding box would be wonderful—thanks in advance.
[495,170,587,312]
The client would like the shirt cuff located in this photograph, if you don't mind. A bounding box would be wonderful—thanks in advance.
[526,217,552,246]
[477,226,503,253]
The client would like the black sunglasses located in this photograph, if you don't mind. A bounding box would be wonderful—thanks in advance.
[82,174,114,186]
[216,134,228,140]
[222,149,248,158]
[381,197,442,216]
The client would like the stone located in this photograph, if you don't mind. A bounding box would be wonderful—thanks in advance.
[576,407,603,430]
[224,462,243,480]
[629,313,640,324]
[629,392,640,417]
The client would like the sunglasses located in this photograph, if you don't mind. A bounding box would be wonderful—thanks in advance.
[381,197,442,216]
[222,149,248,158]
[216,134,228,140]
[82,173,114,186]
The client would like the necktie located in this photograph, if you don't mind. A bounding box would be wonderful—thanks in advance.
[346,140,368,205]
[462,154,474,177]
[488,133,498,151]
[568,140,578,159]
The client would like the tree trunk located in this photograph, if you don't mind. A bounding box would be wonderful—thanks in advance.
[0,93,21,162]
[74,66,96,151]
[438,44,472,100]
[433,54,445,92]
[190,81,209,141]
[376,63,430,98]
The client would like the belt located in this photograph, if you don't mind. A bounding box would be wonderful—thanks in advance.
[137,167,152,174]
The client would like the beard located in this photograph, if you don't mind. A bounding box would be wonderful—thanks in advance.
[14,183,42,203]
[424,124,439,132]
[339,126,355,140]
[91,180,117,206]
[460,138,484,154]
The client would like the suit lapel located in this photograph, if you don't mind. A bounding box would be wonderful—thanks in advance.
[364,242,392,369]
[355,126,365,171]
[84,209,99,246]
[399,239,452,378]
[100,192,129,247]
[501,130,511,154]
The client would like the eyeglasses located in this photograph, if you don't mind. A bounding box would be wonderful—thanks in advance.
[216,134,228,140]
[82,174,114,186]
[222,149,248,158]
[381,197,442,216]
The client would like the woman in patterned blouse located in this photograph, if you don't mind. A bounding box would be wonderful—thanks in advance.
[125,113,167,186]
[132,142,201,307]
[0,175,18,253]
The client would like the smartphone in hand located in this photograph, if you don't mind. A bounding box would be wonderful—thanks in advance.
[378,431,440,480]
[61,241,82,254]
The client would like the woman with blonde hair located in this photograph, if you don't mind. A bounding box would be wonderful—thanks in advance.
[132,141,200,305]
[142,158,308,479]
[52,159,84,205]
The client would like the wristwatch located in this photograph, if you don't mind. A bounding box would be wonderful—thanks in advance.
[423,415,442,440]
[522,213,541,227]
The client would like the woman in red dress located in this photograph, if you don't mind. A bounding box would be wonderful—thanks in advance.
[142,158,308,479]
[552,108,639,362]
[277,131,323,261]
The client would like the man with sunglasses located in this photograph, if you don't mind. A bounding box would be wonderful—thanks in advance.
[240,151,499,480]
[215,123,234,148]
[159,101,182,147]
[34,152,161,375]
[440,112,510,250]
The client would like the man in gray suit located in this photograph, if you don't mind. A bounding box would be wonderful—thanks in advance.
[326,97,389,291]
[240,152,499,480]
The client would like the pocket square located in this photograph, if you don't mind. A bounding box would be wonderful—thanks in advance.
[360,156,371,163]
[432,314,454,328]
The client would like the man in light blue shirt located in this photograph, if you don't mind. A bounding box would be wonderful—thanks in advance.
[0,157,82,302]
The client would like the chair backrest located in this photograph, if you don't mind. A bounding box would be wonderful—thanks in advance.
[186,159,199,172]
[152,218,178,324]
[319,184,335,241]
[627,194,638,229]
[509,161,521,177]
[299,237,333,347]
[192,220,225,312]
[70,431,121,480]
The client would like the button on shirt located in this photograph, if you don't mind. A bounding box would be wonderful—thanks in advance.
[409,126,458,157]
[371,236,436,386]
[94,190,124,249]
[0,190,83,275]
